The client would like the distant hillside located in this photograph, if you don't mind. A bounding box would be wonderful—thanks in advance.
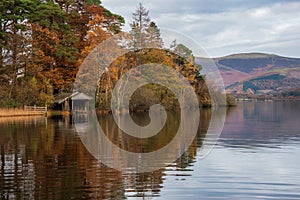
[196,53,300,95]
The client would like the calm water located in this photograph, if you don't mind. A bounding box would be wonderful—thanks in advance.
[0,101,300,199]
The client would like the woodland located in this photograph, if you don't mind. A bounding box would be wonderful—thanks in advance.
[0,1,232,110]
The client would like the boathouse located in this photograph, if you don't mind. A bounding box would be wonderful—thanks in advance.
[54,92,92,112]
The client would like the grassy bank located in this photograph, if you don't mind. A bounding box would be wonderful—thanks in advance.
[0,108,47,117]
[0,115,46,124]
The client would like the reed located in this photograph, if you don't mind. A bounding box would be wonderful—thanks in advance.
[0,115,45,124]
[0,108,46,117]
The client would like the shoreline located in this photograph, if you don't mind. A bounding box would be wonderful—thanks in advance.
[1,98,296,118]
[0,108,48,118]
[235,97,300,102]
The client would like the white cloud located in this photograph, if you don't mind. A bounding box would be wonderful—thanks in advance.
[250,7,270,19]
[101,0,300,58]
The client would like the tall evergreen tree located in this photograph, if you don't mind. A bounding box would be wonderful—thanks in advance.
[0,0,37,99]
[129,3,163,50]
[29,1,78,92]
[130,3,151,49]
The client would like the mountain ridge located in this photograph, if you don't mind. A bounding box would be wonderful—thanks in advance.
[196,53,300,95]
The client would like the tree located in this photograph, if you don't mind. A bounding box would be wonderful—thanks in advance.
[173,43,203,72]
[130,3,151,49]
[0,0,37,100]
[129,3,163,50]
[0,0,124,107]
[29,1,79,92]
[170,39,177,50]
[174,44,193,62]
[146,21,163,48]
[0,0,210,109]
[28,0,124,93]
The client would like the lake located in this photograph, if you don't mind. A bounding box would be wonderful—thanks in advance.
[0,101,300,199]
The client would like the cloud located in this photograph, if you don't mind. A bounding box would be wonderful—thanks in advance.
[101,0,300,58]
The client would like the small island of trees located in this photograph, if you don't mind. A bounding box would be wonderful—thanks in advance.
[0,1,234,115]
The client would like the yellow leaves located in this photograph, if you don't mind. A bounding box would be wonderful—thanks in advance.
[89,14,105,26]
[86,14,110,45]
[32,23,59,44]
[79,14,111,62]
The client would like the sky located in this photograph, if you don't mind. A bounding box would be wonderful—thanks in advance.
[101,0,300,58]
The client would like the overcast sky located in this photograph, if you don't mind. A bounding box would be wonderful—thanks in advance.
[101,0,300,58]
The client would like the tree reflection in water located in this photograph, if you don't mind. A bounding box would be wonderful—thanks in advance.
[0,109,212,199]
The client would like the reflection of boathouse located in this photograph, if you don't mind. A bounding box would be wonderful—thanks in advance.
[54,92,92,112]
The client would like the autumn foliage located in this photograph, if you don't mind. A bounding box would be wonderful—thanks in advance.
[0,0,124,107]
[0,1,210,109]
